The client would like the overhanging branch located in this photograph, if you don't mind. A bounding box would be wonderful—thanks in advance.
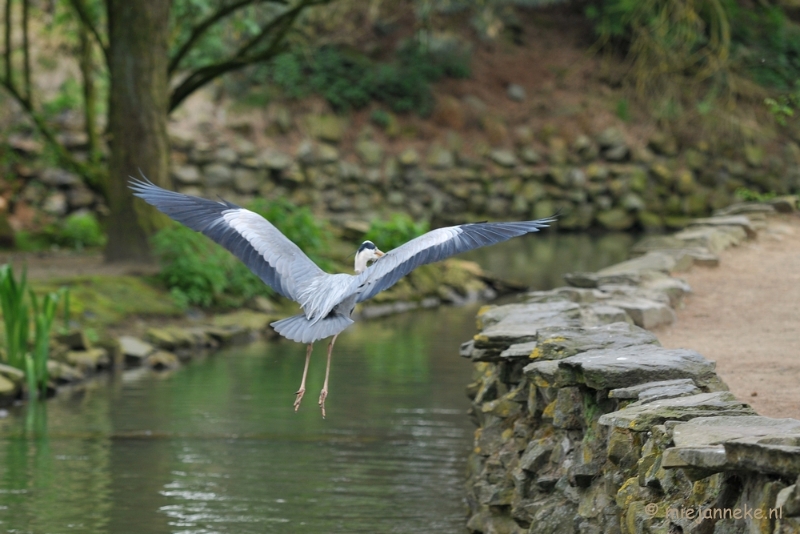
[0,78,108,199]
[169,0,288,75]
[168,0,330,113]
[66,0,109,66]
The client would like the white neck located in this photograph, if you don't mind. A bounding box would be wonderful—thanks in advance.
[354,251,369,274]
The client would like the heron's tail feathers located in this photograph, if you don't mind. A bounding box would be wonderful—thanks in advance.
[270,313,354,344]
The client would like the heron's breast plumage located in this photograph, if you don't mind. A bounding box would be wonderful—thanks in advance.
[297,273,355,324]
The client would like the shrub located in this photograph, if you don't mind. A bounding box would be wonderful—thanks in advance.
[364,214,430,252]
[45,212,107,250]
[246,197,331,267]
[586,0,800,93]
[735,187,776,202]
[370,109,392,129]
[152,198,331,308]
[151,224,262,309]
[266,41,471,115]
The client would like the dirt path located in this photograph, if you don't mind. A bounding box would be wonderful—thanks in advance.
[0,250,159,279]
[655,213,800,420]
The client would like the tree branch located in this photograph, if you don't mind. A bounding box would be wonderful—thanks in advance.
[66,0,109,66]
[168,0,287,75]
[4,0,12,88]
[22,0,30,102]
[79,21,100,162]
[168,0,329,112]
[0,78,108,199]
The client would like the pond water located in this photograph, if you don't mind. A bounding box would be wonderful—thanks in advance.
[0,232,633,534]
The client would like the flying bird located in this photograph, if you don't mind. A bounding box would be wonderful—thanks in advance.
[129,178,555,417]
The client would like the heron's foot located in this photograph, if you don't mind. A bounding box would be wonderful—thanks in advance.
[318,389,328,419]
[294,388,305,412]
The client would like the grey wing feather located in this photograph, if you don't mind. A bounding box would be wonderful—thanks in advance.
[129,178,325,303]
[351,218,555,303]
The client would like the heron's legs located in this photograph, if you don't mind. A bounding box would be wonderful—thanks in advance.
[294,343,313,412]
[318,333,338,419]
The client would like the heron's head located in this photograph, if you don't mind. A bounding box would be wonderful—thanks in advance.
[354,240,384,274]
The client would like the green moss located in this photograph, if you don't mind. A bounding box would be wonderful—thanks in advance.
[31,275,182,327]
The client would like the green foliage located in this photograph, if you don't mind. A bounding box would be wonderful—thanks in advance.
[0,265,30,371]
[729,5,800,91]
[364,214,430,252]
[44,212,107,250]
[13,213,106,252]
[0,264,68,399]
[764,82,800,125]
[615,98,630,121]
[27,288,61,399]
[152,224,261,309]
[41,78,83,119]
[735,187,776,202]
[586,0,800,93]
[247,197,332,270]
[169,0,276,70]
[265,40,470,115]
[370,109,392,129]
[152,198,330,308]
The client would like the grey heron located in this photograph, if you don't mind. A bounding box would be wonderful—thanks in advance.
[129,178,555,417]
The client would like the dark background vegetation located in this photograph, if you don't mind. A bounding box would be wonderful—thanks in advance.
[2,0,800,270]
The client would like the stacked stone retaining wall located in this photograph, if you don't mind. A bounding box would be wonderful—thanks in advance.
[6,118,800,235]
[461,200,800,534]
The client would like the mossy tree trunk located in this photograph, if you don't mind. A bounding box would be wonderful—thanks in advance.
[104,0,171,263]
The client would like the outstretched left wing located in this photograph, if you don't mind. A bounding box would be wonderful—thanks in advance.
[349,218,555,303]
[129,178,327,304]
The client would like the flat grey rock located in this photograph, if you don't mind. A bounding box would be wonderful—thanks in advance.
[673,226,745,254]
[500,341,538,359]
[598,284,671,306]
[640,277,692,307]
[630,237,719,267]
[532,323,658,362]
[662,446,728,470]
[630,381,701,403]
[689,215,757,238]
[671,416,800,448]
[474,302,582,350]
[596,252,679,276]
[524,287,608,304]
[605,297,676,329]
[664,417,800,477]
[523,360,574,388]
[723,435,800,476]
[580,304,631,326]
[563,272,599,288]
[598,392,755,431]
[563,345,715,390]
[119,336,155,359]
[525,345,715,391]
[714,202,776,217]
[610,378,698,399]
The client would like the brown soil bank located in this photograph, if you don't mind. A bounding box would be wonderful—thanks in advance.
[655,213,800,419]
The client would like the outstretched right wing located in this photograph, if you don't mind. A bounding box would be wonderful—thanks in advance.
[129,178,326,304]
[350,218,556,303]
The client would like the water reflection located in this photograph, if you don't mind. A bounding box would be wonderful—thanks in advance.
[0,232,632,534]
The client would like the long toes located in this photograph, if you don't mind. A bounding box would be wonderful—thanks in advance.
[318,390,328,419]
[294,389,305,412]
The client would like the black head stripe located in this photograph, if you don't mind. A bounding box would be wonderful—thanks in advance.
[358,241,376,253]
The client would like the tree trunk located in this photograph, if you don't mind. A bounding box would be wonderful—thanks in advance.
[104,0,171,263]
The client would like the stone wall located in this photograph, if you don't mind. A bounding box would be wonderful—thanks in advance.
[461,201,800,534]
[5,116,800,234]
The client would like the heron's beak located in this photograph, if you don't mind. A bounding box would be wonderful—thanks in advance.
[375,249,385,257]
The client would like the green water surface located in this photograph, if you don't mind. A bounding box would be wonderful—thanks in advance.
[0,232,633,534]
